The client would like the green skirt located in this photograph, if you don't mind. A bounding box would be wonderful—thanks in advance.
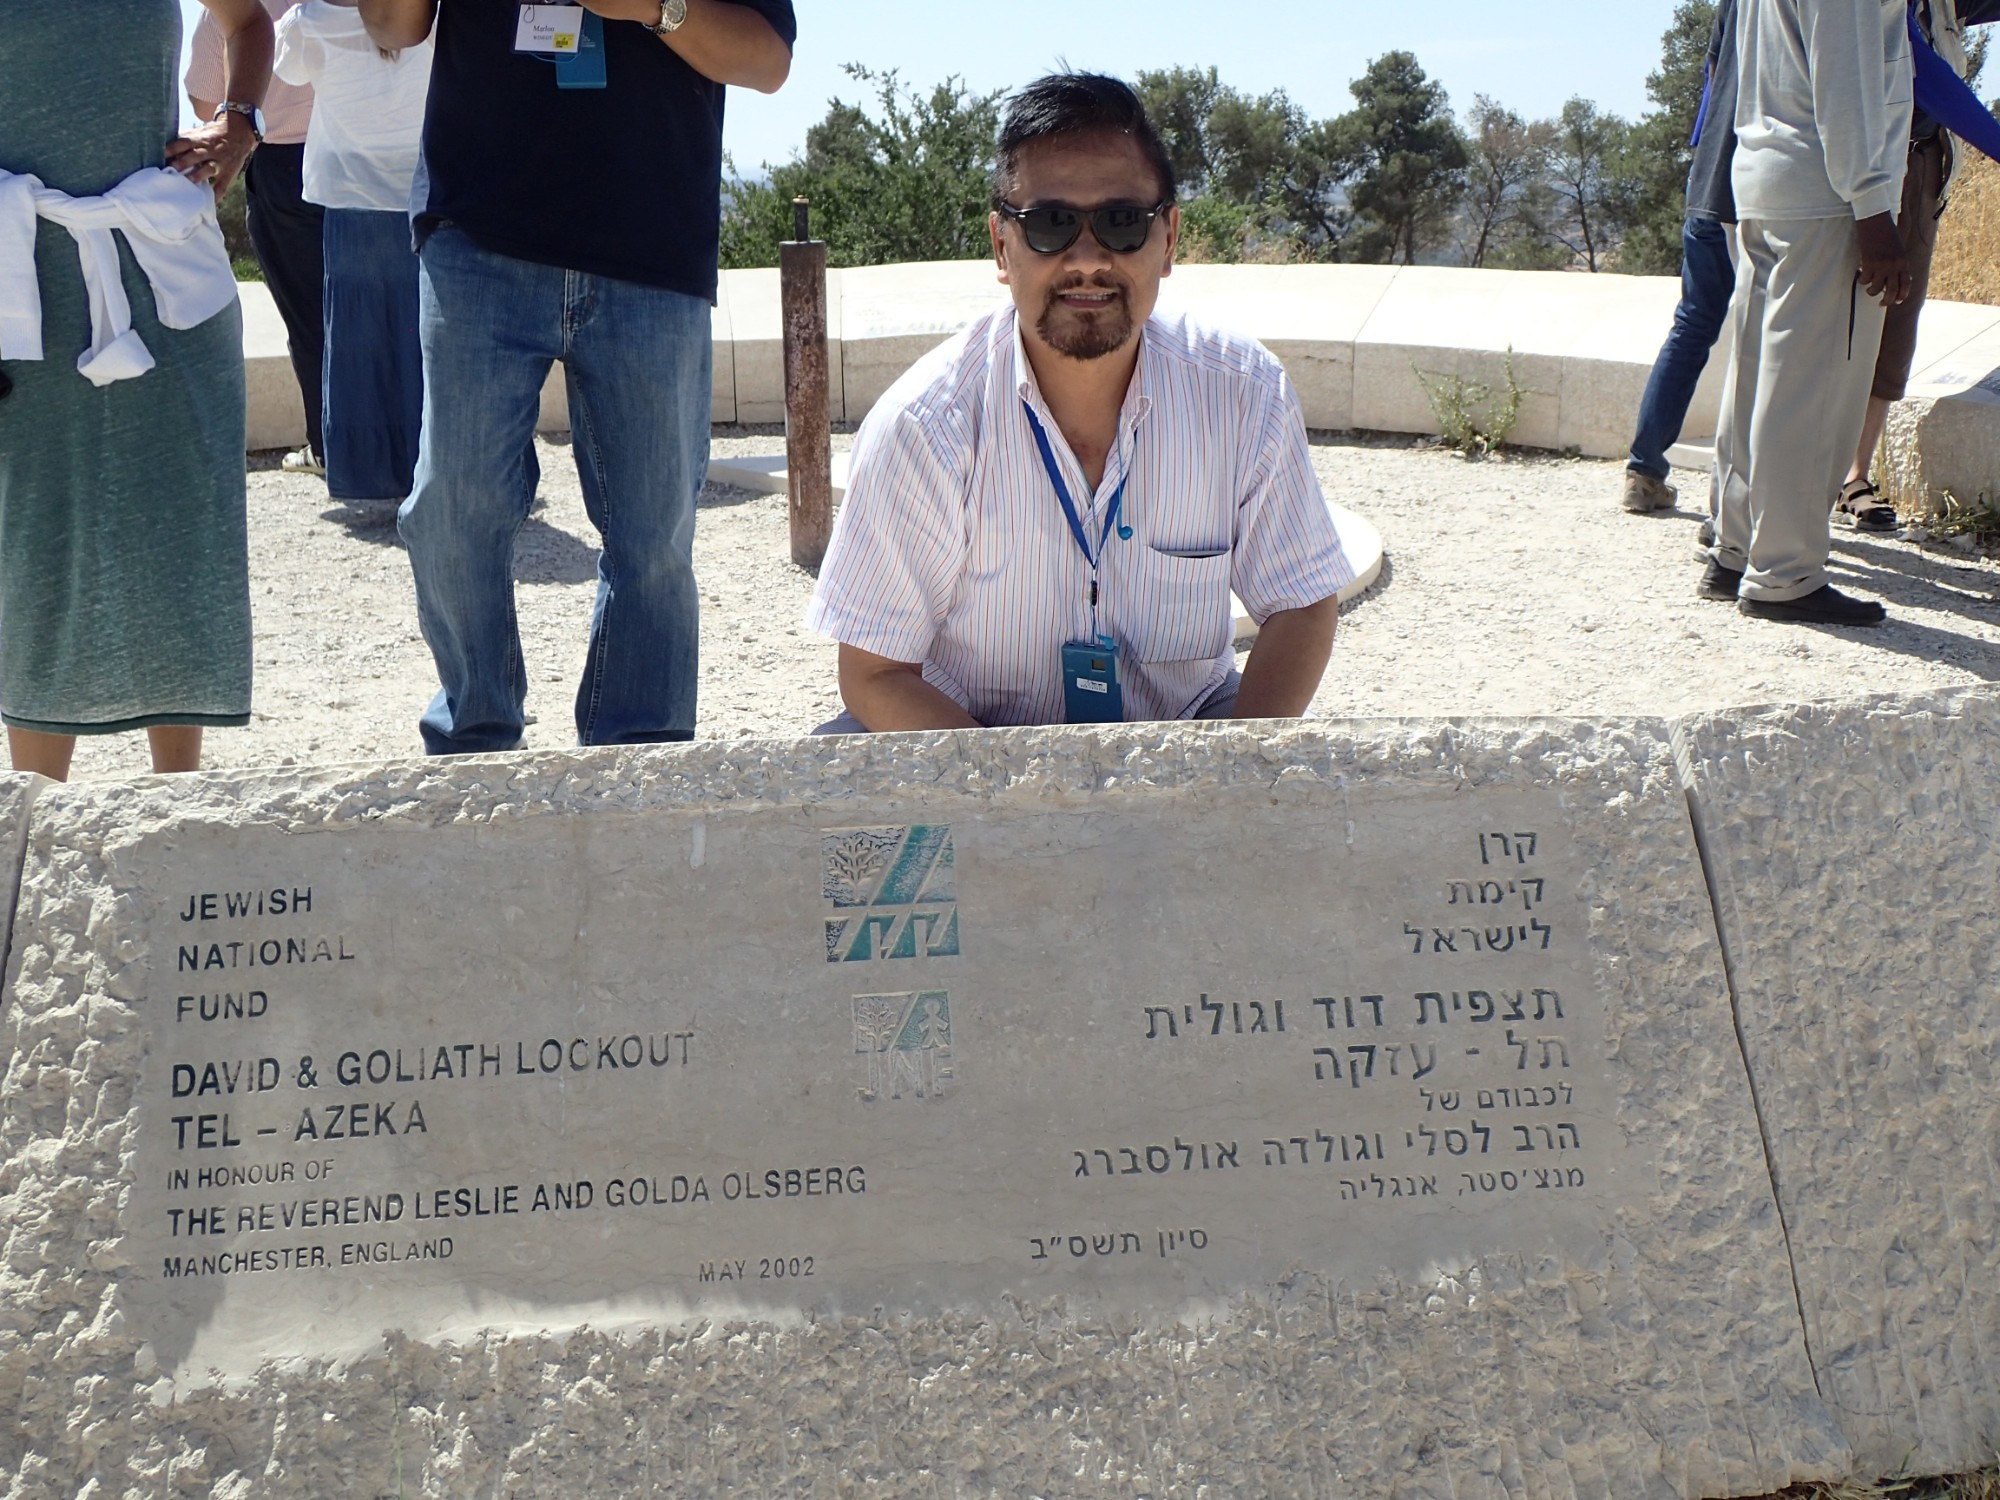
[0,219,251,735]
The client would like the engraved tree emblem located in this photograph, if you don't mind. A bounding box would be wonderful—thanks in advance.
[853,996,903,1100]
[823,828,904,908]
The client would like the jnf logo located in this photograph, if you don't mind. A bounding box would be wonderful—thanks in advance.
[852,991,953,1100]
[821,825,960,964]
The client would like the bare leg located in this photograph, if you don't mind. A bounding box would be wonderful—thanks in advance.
[7,728,75,781]
[148,726,203,774]
[1845,395,1892,487]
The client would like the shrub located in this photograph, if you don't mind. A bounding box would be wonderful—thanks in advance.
[1413,349,1522,456]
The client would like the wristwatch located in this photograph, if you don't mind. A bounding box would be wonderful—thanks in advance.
[211,100,265,143]
[647,0,687,34]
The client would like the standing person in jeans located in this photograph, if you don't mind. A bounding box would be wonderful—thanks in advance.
[1623,0,1740,514]
[1834,0,2000,532]
[273,0,432,506]
[189,0,327,476]
[358,0,794,754]
[1702,0,1912,626]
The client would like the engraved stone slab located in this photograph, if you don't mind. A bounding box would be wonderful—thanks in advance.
[1676,687,2000,1479]
[0,725,1840,1498]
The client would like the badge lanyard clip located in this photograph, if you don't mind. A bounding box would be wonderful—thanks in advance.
[1022,400,1131,641]
[554,11,606,89]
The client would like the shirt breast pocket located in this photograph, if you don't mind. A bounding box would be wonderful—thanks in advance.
[1126,545,1234,664]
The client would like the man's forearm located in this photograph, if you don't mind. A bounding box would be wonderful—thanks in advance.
[1231,597,1339,719]
[585,0,790,92]
[360,0,437,51]
[838,646,981,732]
[202,0,273,106]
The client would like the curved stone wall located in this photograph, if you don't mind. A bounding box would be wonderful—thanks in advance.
[239,262,2000,509]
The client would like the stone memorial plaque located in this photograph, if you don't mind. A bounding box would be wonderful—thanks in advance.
[0,726,1843,1498]
[1677,687,2000,1479]
[127,787,1640,1371]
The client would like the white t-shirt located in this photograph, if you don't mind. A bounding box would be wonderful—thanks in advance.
[273,3,433,213]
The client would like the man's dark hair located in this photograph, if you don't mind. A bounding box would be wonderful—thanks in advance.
[991,72,1177,210]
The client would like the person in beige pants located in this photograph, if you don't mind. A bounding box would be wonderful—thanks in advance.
[1705,0,1913,626]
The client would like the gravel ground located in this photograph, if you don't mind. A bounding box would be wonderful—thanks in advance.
[59,426,2000,781]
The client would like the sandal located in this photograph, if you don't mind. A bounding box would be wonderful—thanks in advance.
[1834,478,1899,532]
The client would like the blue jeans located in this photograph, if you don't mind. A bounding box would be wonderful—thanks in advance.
[322,209,422,502]
[400,228,708,754]
[1627,215,1735,480]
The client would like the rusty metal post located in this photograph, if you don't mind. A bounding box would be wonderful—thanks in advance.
[780,197,832,570]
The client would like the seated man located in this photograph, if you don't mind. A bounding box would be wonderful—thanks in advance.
[806,72,1353,731]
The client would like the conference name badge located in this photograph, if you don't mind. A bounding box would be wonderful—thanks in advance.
[515,4,583,53]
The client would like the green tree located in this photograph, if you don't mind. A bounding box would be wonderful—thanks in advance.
[720,65,1002,269]
[1133,67,1326,260]
[1458,96,1562,269]
[1263,117,1353,261]
[1616,0,1718,273]
[1546,97,1634,271]
[1134,66,1229,192]
[1329,52,1468,265]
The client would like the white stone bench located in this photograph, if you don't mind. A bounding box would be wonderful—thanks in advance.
[240,261,2000,505]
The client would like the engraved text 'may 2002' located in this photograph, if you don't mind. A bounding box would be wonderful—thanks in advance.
[121,787,1648,1374]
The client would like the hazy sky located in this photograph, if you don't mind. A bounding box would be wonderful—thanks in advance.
[176,0,1687,170]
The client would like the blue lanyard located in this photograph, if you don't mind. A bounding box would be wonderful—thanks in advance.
[1022,401,1131,632]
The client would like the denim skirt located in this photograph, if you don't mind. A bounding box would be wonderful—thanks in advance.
[322,207,422,501]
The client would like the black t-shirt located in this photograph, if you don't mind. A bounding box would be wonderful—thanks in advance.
[414,0,796,300]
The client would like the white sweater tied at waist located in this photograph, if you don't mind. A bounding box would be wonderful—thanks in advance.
[0,166,239,387]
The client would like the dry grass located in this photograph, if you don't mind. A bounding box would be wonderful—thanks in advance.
[1875,149,2000,518]
[1930,149,2000,306]
[1743,1466,2000,1500]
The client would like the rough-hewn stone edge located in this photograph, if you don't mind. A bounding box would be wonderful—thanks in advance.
[0,775,43,1009]
[1671,683,2000,1481]
[0,718,1841,1499]
[8,717,1706,836]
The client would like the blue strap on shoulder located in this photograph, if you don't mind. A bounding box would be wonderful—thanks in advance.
[1911,6,2000,164]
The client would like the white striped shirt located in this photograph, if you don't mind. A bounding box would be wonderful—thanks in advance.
[806,303,1354,726]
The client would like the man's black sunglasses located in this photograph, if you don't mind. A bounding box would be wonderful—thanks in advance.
[995,200,1172,255]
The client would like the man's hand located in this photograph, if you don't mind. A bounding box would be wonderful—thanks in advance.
[837,644,981,732]
[1857,211,1911,306]
[580,0,791,92]
[180,0,270,197]
[165,112,258,198]
[1230,595,1339,720]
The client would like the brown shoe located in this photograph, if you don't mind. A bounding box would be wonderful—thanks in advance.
[1622,470,1676,512]
[1833,478,1899,532]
